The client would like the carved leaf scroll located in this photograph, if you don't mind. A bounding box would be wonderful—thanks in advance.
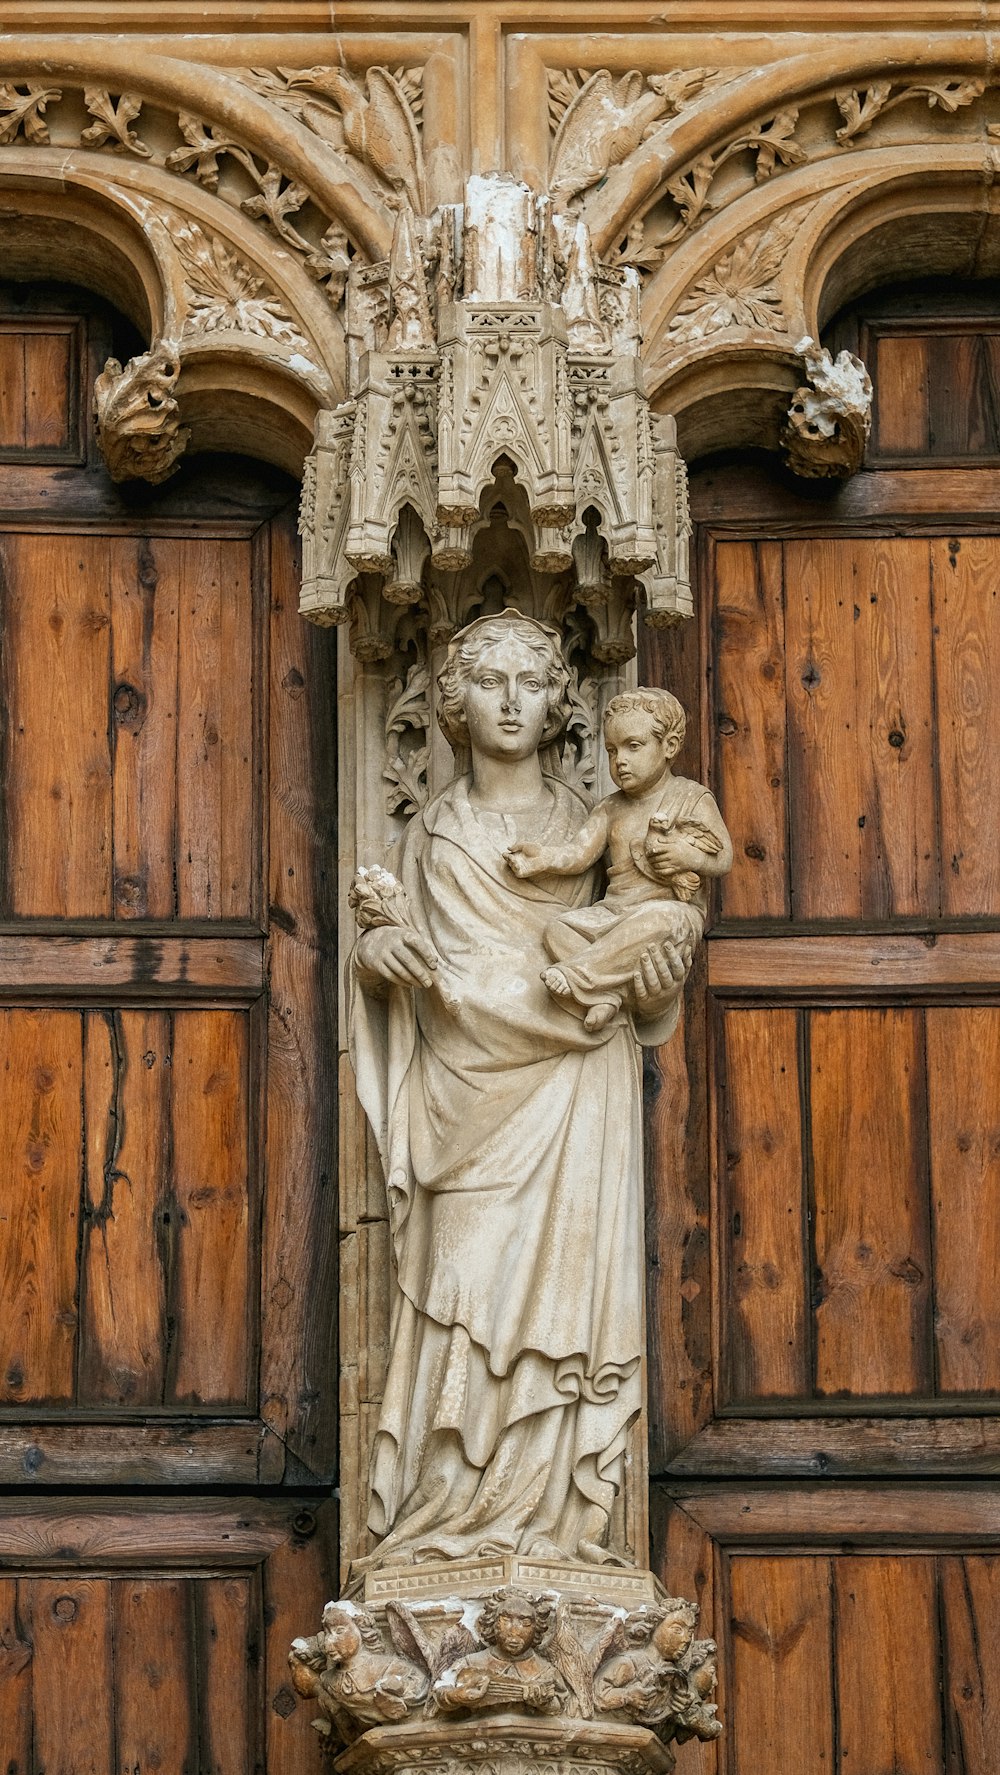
[237,64,426,214]
[835,77,985,142]
[81,88,152,157]
[662,110,807,244]
[0,82,61,145]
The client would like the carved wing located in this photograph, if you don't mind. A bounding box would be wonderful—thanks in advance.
[384,1601,436,1677]
[548,1599,599,1715]
[432,1620,480,1678]
[549,70,652,204]
[362,67,426,213]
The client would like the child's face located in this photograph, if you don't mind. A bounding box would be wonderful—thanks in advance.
[605,711,675,794]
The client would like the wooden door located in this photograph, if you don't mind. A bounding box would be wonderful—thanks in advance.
[0,289,338,1768]
[644,293,1000,1771]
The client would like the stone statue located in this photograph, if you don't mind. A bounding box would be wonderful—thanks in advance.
[432,1588,566,1715]
[506,687,732,1032]
[350,610,703,1569]
[593,1601,721,1742]
[288,1602,430,1736]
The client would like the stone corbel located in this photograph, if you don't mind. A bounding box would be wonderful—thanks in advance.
[93,339,191,485]
[781,336,873,480]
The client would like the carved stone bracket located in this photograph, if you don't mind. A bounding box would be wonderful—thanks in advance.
[781,336,873,479]
[289,1564,721,1770]
[299,175,692,656]
[93,339,190,483]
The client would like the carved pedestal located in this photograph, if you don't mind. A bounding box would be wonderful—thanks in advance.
[336,1712,675,1775]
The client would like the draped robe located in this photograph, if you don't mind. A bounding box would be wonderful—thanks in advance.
[350,774,678,1566]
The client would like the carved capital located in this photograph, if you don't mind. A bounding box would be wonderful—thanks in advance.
[782,337,873,479]
[93,341,190,485]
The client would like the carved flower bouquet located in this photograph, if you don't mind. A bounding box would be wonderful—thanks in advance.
[348,864,419,934]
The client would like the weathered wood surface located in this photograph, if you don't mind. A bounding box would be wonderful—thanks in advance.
[710,933,1000,990]
[664,1415,1000,1476]
[0,934,263,995]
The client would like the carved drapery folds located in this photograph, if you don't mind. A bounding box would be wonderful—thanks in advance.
[298,174,692,666]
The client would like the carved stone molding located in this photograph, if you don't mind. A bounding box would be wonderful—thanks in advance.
[782,337,873,479]
[93,340,190,483]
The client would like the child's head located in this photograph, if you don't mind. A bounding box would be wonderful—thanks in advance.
[602,688,685,795]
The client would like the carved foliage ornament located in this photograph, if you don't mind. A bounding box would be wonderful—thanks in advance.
[781,336,873,479]
[93,341,190,484]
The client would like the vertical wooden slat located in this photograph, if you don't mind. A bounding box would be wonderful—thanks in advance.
[78,1009,170,1407]
[23,329,72,449]
[875,332,930,454]
[932,536,1000,918]
[713,539,789,920]
[0,331,26,447]
[176,538,254,919]
[930,334,994,457]
[109,535,181,919]
[28,1577,115,1774]
[198,1575,255,1775]
[834,1556,941,1773]
[784,538,861,920]
[852,538,937,919]
[0,1009,81,1404]
[0,1578,33,1774]
[264,1510,339,1775]
[261,511,339,1478]
[729,1556,834,1775]
[113,1577,196,1770]
[811,1008,933,1398]
[169,1010,250,1404]
[941,1555,1000,1773]
[5,533,113,915]
[927,1008,1000,1394]
[721,1008,808,1402]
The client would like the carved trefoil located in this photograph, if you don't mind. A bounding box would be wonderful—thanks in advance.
[299,175,692,649]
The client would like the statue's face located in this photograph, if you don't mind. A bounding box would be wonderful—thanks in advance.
[652,1615,693,1661]
[494,1609,536,1657]
[604,709,673,795]
[462,637,551,761]
[324,1614,362,1662]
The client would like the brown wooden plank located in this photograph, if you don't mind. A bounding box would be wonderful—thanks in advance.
[0,1499,298,1565]
[0,332,26,448]
[932,536,1000,917]
[0,1578,32,1775]
[219,536,256,919]
[874,332,930,455]
[198,1575,254,1775]
[834,1556,941,1774]
[928,1007,1000,1394]
[712,538,789,919]
[169,1009,250,1405]
[78,1009,169,1406]
[0,1009,82,1404]
[113,1576,195,1771]
[176,538,254,920]
[666,1417,1000,1476]
[649,1491,719,1775]
[28,1576,115,1774]
[662,1482,1000,1545]
[264,1501,339,1775]
[783,538,861,920]
[709,934,1000,992]
[23,328,72,451]
[930,333,998,458]
[690,464,1000,527]
[810,1007,933,1398]
[0,1422,283,1485]
[721,1007,808,1402]
[0,934,264,996]
[110,534,181,919]
[4,533,113,916]
[941,1555,1000,1773]
[646,954,713,1471]
[852,537,937,918]
[729,1556,834,1774]
[261,509,339,1479]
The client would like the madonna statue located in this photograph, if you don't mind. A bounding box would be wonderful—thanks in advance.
[349,611,695,1568]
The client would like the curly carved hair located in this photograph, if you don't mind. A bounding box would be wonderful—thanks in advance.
[478,1586,553,1648]
[436,611,571,751]
[322,1602,383,1651]
[622,1600,698,1647]
[603,687,686,752]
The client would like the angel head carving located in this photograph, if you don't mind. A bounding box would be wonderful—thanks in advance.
[478,1586,555,1658]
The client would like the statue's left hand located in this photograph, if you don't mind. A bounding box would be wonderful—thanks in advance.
[632,933,695,1017]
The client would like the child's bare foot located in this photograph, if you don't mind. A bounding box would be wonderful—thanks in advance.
[584,999,620,1032]
[541,966,571,998]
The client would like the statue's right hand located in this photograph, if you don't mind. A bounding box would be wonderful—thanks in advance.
[504,843,542,878]
[355,927,439,989]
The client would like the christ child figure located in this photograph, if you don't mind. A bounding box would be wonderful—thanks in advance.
[505,688,732,1032]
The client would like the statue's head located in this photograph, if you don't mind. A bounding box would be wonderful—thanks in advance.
[320,1603,380,1662]
[478,1585,552,1657]
[437,610,571,755]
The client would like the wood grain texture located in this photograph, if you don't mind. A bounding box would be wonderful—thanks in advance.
[712,538,788,919]
[810,1007,933,1397]
[659,1482,1000,1544]
[709,934,1000,991]
[666,1416,1000,1476]
[0,1576,32,1775]
[720,1007,808,1402]
[113,1577,196,1772]
[110,535,181,919]
[264,1500,339,1775]
[834,1556,941,1774]
[873,331,929,454]
[932,535,1000,917]
[940,1555,1000,1773]
[260,509,339,1480]
[927,1008,1000,1394]
[28,1576,115,1775]
[728,1556,833,1775]
[0,935,263,996]
[197,1575,256,1775]
[0,1421,284,1484]
[649,1489,718,1775]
